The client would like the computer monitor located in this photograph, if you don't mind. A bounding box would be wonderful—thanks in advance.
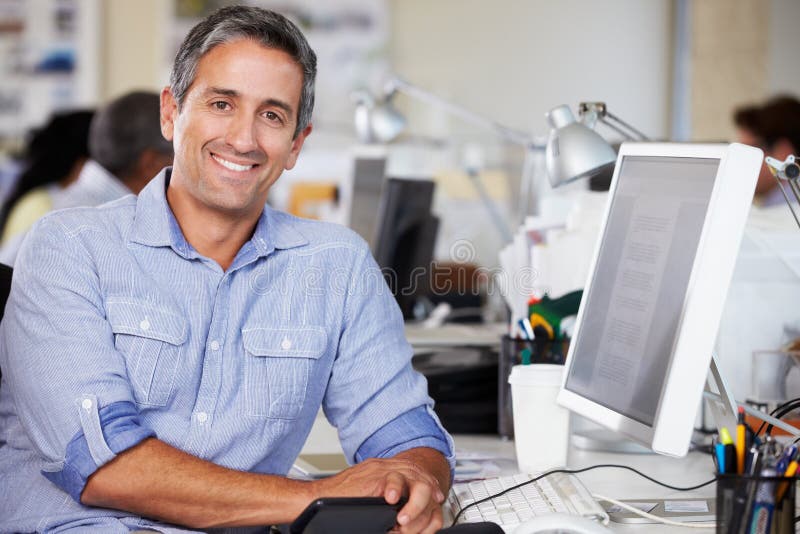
[557,142,764,457]
[348,149,387,247]
[372,178,439,319]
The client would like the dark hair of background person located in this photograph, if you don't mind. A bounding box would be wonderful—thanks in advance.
[734,95,800,151]
[0,109,94,234]
[169,5,317,139]
[88,91,173,187]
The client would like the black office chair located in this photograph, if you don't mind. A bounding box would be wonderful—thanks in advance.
[0,263,11,322]
[0,263,10,385]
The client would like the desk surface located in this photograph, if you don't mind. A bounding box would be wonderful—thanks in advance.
[404,322,507,349]
[301,419,717,533]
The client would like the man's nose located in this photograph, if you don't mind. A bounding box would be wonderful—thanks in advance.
[224,112,258,154]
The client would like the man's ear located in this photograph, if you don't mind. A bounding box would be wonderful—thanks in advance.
[160,86,178,142]
[284,123,313,170]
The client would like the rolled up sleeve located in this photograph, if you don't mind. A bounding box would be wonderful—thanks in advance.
[355,406,453,465]
[1,216,153,501]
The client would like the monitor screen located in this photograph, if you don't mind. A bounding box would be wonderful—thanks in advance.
[557,142,764,456]
[349,156,386,246]
[564,155,719,426]
[372,178,439,319]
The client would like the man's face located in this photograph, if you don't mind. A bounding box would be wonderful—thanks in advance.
[160,39,311,220]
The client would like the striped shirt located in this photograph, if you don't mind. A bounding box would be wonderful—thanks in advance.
[0,168,453,533]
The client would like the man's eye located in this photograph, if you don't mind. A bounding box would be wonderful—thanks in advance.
[212,101,230,111]
[265,111,282,122]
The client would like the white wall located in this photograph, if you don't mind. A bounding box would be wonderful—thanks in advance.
[388,0,673,141]
[768,0,800,95]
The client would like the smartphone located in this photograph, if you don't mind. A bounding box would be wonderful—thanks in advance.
[289,497,405,534]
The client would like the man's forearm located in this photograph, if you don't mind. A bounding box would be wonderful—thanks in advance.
[393,447,452,495]
[81,438,314,528]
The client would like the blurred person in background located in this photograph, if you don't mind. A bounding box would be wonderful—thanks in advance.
[0,91,173,265]
[0,110,94,246]
[734,95,800,207]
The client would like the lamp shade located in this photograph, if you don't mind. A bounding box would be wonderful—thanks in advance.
[545,105,616,188]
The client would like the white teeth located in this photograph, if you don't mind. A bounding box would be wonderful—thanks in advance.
[212,154,254,172]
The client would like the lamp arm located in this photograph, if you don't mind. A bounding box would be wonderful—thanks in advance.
[387,77,538,148]
[578,102,650,142]
[599,111,650,142]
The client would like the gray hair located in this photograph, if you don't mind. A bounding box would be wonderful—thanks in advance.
[170,5,317,139]
[89,91,173,179]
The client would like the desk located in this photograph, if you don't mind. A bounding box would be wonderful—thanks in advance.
[300,420,717,533]
[404,322,506,351]
[454,435,715,533]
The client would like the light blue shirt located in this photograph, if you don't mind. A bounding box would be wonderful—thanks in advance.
[0,168,454,533]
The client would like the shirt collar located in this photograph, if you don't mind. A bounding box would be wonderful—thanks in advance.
[130,167,308,258]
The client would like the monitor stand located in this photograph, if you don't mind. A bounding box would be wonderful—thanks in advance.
[570,429,652,454]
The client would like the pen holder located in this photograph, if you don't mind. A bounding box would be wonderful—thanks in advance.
[716,473,796,534]
[498,335,569,438]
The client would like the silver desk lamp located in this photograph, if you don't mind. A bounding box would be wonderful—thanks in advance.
[353,77,546,244]
[544,102,650,188]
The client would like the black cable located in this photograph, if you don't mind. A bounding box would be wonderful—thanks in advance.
[450,464,716,527]
[755,397,800,436]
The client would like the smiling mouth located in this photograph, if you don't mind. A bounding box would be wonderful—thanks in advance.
[211,153,257,172]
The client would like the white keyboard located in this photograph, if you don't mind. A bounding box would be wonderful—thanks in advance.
[446,472,609,532]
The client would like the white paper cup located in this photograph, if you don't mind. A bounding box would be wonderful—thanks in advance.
[508,364,570,474]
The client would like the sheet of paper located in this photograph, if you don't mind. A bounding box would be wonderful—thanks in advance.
[664,500,709,513]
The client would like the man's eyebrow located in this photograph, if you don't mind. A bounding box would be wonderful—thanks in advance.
[202,88,295,119]
[204,87,239,98]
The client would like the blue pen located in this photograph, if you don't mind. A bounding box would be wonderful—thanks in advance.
[775,444,797,476]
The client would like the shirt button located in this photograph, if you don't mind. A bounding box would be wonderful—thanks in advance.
[81,399,93,411]
[140,318,151,331]
[281,337,292,350]
[210,340,220,351]
[197,412,208,423]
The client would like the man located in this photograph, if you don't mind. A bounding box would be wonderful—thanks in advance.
[734,95,800,207]
[0,6,453,533]
[0,91,173,265]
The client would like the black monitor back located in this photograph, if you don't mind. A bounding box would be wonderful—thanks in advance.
[371,178,439,319]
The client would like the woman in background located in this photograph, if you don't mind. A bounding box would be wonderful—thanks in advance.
[0,109,94,244]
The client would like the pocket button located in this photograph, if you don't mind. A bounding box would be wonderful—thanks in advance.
[139,318,151,331]
[280,337,292,350]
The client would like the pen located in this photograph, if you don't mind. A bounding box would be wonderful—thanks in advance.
[736,407,746,474]
[715,443,726,474]
[720,427,734,446]
[775,460,797,503]
[748,467,777,534]
[775,444,797,476]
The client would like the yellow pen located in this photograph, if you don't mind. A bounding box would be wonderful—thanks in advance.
[776,460,798,503]
[736,407,746,474]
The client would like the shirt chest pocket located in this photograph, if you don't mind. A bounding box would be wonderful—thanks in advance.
[107,299,188,407]
[242,326,327,419]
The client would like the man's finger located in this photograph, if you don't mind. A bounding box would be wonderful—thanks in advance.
[397,480,433,526]
[383,471,406,505]
[399,503,437,534]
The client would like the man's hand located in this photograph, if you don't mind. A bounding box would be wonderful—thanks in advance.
[311,447,451,534]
